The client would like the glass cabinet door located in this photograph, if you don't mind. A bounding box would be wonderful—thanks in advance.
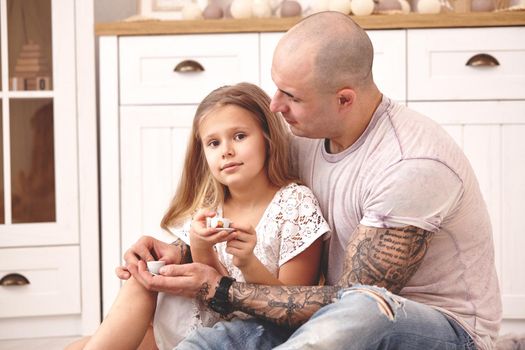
[0,0,79,246]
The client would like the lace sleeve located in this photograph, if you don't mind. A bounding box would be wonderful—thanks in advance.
[277,184,330,266]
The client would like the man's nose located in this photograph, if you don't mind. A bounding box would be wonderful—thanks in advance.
[270,91,288,113]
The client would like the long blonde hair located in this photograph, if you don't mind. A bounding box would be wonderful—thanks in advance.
[161,82,297,230]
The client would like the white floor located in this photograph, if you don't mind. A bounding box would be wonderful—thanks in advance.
[0,336,81,350]
[0,321,522,350]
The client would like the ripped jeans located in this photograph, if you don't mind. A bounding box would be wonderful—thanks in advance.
[175,285,477,350]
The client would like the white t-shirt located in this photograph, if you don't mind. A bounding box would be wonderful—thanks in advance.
[291,96,501,350]
[153,183,330,350]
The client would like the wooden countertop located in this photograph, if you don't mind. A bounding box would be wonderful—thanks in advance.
[95,11,525,36]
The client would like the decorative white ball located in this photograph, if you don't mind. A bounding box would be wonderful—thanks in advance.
[310,0,330,13]
[351,0,375,15]
[328,0,352,13]
[182,2,203,19]
[252,0,272,17]
[230,0,253,18]
[417,0,441,13]
[399,0,411,13]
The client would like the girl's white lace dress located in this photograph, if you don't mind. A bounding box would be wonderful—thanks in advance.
[153,183,330,350]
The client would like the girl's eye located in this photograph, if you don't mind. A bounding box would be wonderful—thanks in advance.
[234,133,246,141]
[207,140,219,148]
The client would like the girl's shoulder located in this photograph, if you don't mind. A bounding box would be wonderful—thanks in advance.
[278,182,318,201]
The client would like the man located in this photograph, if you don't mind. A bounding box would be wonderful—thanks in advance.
[122,11,501,349]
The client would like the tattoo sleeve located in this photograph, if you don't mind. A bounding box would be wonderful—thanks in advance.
[171,238,193,264]
[228,225,433,328]
[338,224,434,294]
[231,283,340,328]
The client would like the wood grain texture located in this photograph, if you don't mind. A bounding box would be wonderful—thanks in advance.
[95,12,525,36]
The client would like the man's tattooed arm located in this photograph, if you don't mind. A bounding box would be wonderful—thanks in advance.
[338,224,434,294]
[227,224,433,327]
[171,238,193,264]
[231,284,341,328]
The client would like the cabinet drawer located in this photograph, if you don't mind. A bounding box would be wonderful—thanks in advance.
[0,246,80,318]
[119,34,259,105]
[407,27,525,101]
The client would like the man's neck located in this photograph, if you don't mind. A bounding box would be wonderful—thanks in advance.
[327,91,383,154]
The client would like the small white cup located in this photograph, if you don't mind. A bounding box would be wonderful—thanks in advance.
[207,217,231,229]
[147,261,166,275]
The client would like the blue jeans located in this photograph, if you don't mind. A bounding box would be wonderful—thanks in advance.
[175,285,477,350]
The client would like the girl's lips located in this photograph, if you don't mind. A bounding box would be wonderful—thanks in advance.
[221,162,243,171]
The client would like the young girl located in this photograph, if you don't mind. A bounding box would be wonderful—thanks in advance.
[67,82,329,350]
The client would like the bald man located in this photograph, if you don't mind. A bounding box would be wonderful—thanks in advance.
[122,12,501,350]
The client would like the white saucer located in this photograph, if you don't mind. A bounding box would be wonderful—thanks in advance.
[215,227,235,232]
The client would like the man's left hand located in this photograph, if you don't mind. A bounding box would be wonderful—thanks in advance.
[128,261,222,302]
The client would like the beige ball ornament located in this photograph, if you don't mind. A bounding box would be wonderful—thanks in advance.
[252,0,272,17]
[310,0,330,13]
[399,0,411,13]
[182,2,203,19]
[230,0,253,18]
[329,0,352,13]
[417,0,441,13]
[351,0,375,15]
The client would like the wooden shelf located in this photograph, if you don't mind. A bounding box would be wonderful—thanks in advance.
[95,11,525,36]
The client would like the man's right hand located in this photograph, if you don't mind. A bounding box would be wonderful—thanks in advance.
[115,235,189,280]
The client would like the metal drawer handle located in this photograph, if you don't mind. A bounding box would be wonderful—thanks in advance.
[174,60,205,73]
[0,273,30,286]
[466,53,500,67]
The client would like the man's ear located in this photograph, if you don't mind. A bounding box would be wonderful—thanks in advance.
[337,88,355,107]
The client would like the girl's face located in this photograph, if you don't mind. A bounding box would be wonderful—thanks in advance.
[199,105,268,190]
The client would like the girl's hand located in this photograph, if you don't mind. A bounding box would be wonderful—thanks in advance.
[190,209,233,252]
[226,223,257,269]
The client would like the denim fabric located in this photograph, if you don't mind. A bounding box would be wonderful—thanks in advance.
[176,285,476,350]
[175,317,293,350]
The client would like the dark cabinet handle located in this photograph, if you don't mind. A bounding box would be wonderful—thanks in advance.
[174,60,205,73]
[0,273,30,286]
[466,53,500,67]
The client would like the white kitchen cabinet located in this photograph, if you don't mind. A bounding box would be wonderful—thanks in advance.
[260,30,406,102]
[407,27,525,320]
[99,26,525,326]
[0,0,99,339]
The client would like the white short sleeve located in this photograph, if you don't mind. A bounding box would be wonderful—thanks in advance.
[362,159,464,232]
[275,184,331,266]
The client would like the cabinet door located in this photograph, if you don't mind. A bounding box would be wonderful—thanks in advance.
[260,30,406,102]
[120,105,195,253]
[0,0,79,247]
[408,100,525,319]
[101,105,195,310]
